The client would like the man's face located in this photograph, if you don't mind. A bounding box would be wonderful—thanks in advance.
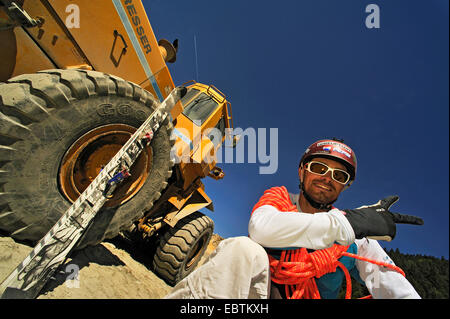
[299,157,348,204]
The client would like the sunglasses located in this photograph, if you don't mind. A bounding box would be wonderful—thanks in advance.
[305,161,350,185]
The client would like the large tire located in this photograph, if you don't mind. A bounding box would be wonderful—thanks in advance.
[153,212,214,285]
[0,69,174,249]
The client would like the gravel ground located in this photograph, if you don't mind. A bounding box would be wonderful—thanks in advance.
[0,234,223,299]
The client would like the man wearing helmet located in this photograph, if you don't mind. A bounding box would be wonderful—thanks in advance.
[165,138,423,299]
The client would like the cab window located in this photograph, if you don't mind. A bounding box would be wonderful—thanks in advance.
[182,91,219,125]
[180,88,200,106]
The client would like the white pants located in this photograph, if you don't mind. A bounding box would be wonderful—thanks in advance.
[164,236,270,299]
[353,238,421,299]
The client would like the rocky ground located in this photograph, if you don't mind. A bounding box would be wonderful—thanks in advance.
[0,233,223,299]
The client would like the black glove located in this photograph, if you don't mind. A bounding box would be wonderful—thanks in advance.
[343,195,424,241]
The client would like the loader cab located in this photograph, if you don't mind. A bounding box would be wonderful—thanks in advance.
[172,81,233,187]
[180,82,232,138]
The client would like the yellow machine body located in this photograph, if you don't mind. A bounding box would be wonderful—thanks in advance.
[0,0,234,232]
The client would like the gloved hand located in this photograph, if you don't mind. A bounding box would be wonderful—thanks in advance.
[342,195,424,241]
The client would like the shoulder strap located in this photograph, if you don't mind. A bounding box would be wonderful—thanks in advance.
[288,192,301,212]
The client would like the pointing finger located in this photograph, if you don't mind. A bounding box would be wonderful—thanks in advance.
[391,212,424,225]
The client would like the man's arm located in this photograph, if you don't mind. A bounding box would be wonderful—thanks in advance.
[248,205,355,250]
[354,238,421,299]
[249,188,423,251]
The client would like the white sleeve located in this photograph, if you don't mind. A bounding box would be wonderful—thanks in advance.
[248,205,355,250]
[354,238,421,299]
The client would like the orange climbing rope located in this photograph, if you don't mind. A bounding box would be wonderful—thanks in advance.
[268,243,405,299]
[251,186,406,299]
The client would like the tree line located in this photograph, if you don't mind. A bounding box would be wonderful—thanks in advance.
[338,248,449,299]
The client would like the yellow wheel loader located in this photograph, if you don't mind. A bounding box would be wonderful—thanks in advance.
[0,0,235,286]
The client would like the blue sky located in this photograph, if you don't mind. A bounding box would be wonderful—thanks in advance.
[144,0,449,259]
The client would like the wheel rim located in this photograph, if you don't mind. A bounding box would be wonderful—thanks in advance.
[58,124,152,207]
[185,232,209,270]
